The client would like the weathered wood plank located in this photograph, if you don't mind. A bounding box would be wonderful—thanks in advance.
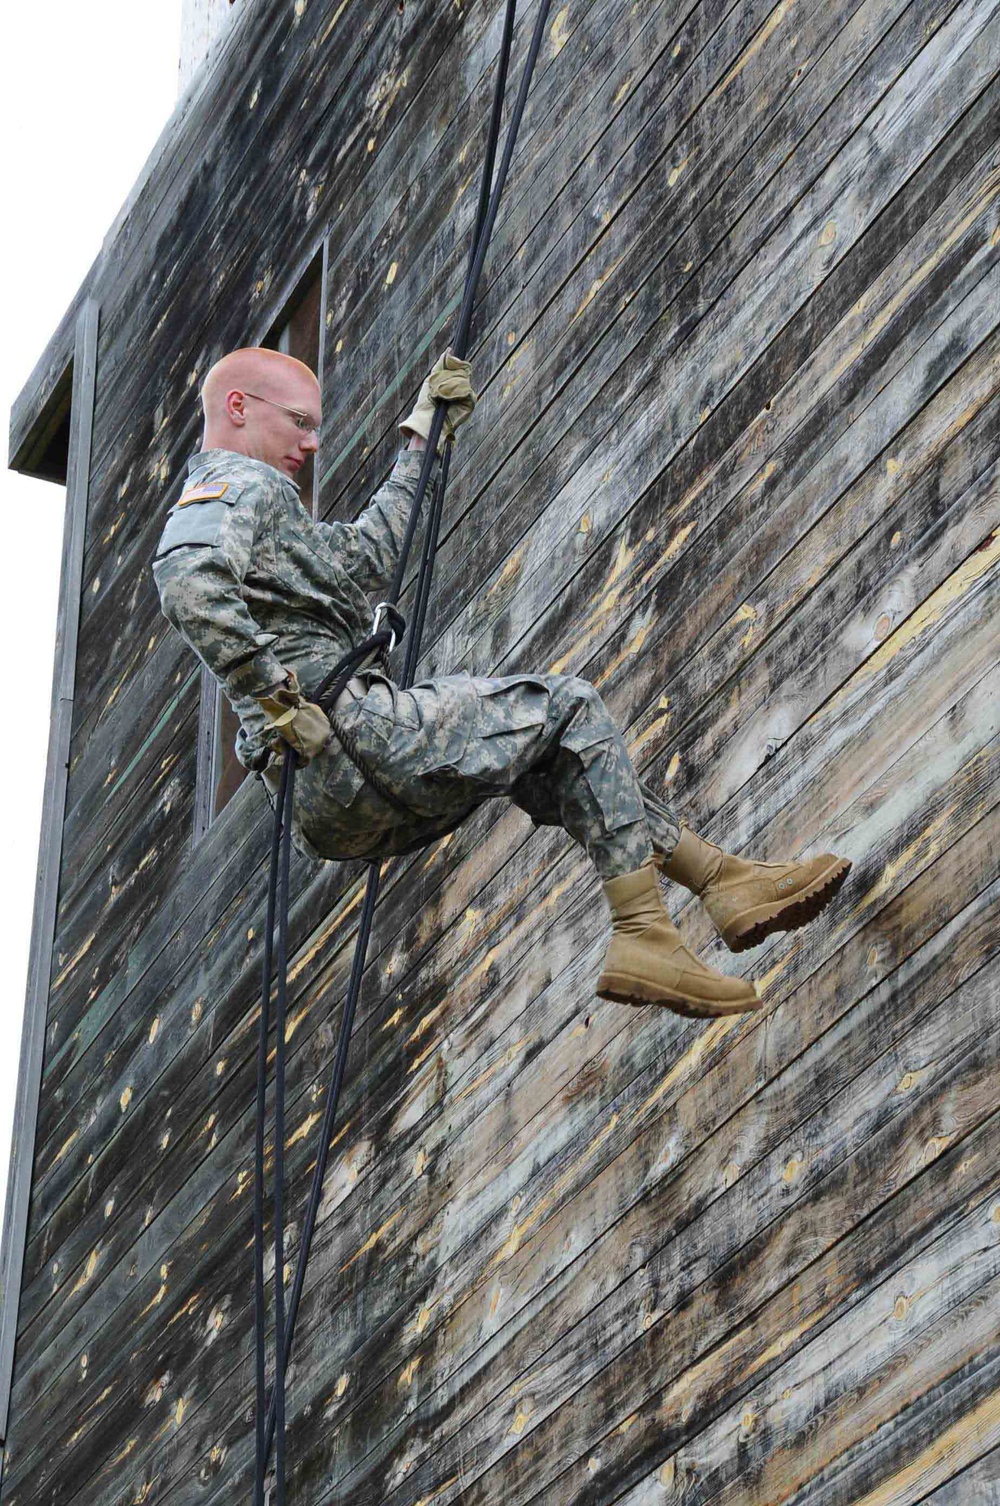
[570,1179,1000,1506]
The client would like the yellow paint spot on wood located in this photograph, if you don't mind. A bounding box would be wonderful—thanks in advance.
[895,1067,928,1094]
[510,1402,533,1435]
[383,1007,404,1030]
[191,1000,203,1026]
[368,137,377,153]
[890,530,903,547]
[160,1131,171,1150]
[174,1397,188,1426]
[920,1135,950,1165]
[830,530,999,705]
[249,87,259,110]
[398,1355,422,1389]
[53,1129,79,1165]
[613,76,632,106]
[215,1058,227,1077]
[660,1459,676,1486]
[120,1086,133,1113]
[550,6,570,53]
[52,931,95,991]
[846,1385,1000,1505]
[668,157,689,187]
[408,997,448,1045]
[893,1293,911,1320]
[71,1249,100,1295]
[819,220,837,247]
[288,1110,321,1148]
[734,600,758,648]
[720,1,790,92]
[573,251,628,322]
[408,1039,439,1075]
[148,1016,160,1044]
[339,1207,405,1272]
[782,1155,803,1184]
[886,456,900,475]
[336,1373,349,1396]
[413,1148,429,1177]
[104,1198,115,1218]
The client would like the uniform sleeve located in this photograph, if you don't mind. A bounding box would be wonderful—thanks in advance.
[151,478,288,699]
[316,446,439,597]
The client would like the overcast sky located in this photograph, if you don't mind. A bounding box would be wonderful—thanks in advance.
[1,3,183,1222]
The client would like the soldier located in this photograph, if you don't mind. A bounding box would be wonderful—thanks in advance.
[152,347,850,1020]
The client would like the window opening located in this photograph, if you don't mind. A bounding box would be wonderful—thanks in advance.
[202,244,327,831]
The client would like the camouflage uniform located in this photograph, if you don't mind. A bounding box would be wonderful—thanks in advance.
[152,447,682,876]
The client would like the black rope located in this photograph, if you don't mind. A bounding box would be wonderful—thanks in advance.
[253,751,286,1506]
[253,1,553,1495]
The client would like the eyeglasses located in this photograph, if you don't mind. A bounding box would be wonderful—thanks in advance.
[243,390,322,438]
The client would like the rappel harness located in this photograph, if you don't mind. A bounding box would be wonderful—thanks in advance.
[253,3,553,1499]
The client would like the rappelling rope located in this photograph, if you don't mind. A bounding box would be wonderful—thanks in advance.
[253,1,553,1498]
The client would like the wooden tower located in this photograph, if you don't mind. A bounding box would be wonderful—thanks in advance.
[3,0,999,1501]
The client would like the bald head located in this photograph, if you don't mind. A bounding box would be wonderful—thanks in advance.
[200,346,321,480]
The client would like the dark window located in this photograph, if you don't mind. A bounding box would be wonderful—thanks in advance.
[214,696,247,817]
[205,246,327,828]
[262,248,325,514]
[12,361,73,484]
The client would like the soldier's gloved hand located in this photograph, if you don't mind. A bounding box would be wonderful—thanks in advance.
[400,349,476,449]
[255,670,332,763]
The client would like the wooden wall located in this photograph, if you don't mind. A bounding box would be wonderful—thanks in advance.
[4,0,999,1501]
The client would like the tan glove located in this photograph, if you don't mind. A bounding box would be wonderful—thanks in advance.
[400,349,477,449]
[255,670,332,763]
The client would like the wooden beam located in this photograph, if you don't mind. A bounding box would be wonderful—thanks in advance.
[0,297,99,1454]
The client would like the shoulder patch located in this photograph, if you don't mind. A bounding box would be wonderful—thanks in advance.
[177,482,230,507]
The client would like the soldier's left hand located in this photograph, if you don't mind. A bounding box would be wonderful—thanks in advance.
[255,671,333,763]
[400,349,477,448]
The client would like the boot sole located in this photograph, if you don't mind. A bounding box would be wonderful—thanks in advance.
[596,972,761,1019]
[721,857,852,952]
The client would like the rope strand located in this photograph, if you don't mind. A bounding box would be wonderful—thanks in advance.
[253,3,554,1492]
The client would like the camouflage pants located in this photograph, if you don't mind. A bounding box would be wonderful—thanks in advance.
[268,669,682,878]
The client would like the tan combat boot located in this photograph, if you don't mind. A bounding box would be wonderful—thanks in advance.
[596,860,760,1019]
[657,825,852,953]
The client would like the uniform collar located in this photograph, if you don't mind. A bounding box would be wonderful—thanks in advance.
[187,448,301,494]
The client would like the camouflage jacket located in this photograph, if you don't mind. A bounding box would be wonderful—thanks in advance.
[151,446,438,772]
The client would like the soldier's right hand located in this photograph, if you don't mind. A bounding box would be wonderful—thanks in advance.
[255,671,333,763]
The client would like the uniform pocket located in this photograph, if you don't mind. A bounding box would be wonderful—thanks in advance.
[154,495,235,558]
[469,674,551,738]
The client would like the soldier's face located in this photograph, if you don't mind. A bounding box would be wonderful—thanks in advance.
[229,373,322,479]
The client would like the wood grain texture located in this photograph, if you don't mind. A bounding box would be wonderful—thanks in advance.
[4,0,999,1502]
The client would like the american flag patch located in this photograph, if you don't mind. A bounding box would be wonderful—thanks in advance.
[177,482,229,507]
